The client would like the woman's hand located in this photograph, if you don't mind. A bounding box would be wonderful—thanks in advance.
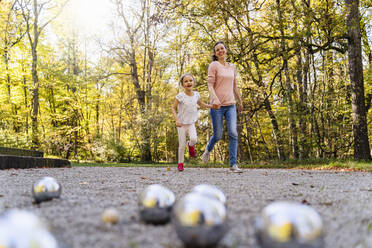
[212,104,221,109]
[175,120,183,127]
[237,102,243,113]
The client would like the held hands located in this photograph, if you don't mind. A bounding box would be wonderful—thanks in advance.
[212,104,221,109]
[206,104,214,109]
[175,120,183,127]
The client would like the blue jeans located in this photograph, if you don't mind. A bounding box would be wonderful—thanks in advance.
[206,105,238,166]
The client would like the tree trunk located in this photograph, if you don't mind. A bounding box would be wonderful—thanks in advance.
[295,46,308,160]
[244,115,254,163]
[249,52,286,160]
[96,100,100,137]
[30,13,40,149]
[128,37,151,162]
[276,0,299,159]
[345,0,371,160]
[255,113,271,158]
[263,98,286,160]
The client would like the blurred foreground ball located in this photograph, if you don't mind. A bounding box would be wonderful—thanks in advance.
[255,201,324,248]
[0,209,58,248]
[192,184,226,205]
[173,193,228,248]
[32,177,61,203]
[102,208,119,224]
[138,184,176,224]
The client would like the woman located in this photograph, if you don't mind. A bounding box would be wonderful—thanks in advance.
[202,41,243,173]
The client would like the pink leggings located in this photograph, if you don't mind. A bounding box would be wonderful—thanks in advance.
[177,124,197,163]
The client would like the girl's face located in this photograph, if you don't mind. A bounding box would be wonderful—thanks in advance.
[214,43,227,59]
[182,75,195,90]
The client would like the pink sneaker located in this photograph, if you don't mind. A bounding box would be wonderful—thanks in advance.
[177,163,184,171]
[188,143,196,158]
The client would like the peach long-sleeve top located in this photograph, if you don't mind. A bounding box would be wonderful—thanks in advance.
[207,61,237,106]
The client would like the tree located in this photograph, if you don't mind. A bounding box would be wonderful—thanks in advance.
[345,0,371,160]
[18,0,67,149]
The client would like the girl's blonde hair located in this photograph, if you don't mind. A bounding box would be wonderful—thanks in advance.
[179,73,195,86]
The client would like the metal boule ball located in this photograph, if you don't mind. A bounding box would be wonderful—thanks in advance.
[3,209,49,231]
[0,222,11,248]
[102,208,119,224]
[366,234,372,247]
[0,209,58,248]
[12,229,59,248]
[32,177,61,203]
[191,184,226,205]
[173,192,228,248]
[138,184,176,224]
[255,201,324,248]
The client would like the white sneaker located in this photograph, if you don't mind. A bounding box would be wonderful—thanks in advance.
[230,164,243,173]
[202,149,210,163]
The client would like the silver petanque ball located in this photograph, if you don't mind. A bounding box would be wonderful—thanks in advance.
[191,184,226,205]
[173,192,228,248]
[138,184,176,224]
[32,177,61,203]
[0,209,58,248]
[255,201,324,248]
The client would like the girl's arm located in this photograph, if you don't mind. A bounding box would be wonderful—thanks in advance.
[197,99,212,109]
[171,99,182,127]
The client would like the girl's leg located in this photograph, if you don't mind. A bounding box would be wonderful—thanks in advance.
[187,124,197,147]
[186,124,197,157]
[177,126,187,163]
[206,108,224,152]
[225,105,238,166]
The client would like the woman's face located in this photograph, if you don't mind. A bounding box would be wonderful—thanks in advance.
[214,43,227,59]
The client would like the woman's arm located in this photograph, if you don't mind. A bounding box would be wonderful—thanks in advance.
[207,62,221,109]
[171,99,182,127]
[233,66,243,112]
[233,86,243,112]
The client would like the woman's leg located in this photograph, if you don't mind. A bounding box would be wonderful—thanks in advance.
[225,105,238,166]
[177,126,187,163]
[206,108,223,152]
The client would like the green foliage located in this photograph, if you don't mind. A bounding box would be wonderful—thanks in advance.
[0,0,370,163]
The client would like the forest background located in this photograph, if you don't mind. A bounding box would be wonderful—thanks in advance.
[0,0,371,164]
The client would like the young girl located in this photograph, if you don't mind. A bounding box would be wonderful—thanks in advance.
[172,73,212,171]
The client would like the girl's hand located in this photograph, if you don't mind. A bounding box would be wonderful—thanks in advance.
[175,121,182,127]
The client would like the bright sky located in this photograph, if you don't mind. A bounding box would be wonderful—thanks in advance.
[68,0,115,37]
[50,0,118,62]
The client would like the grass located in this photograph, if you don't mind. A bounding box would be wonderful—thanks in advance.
[72,158,372,172]
[245,159,372,171]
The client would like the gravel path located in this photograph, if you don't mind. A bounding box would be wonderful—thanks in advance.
[0,167,371,248]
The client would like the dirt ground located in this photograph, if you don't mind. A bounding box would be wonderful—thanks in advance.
[0,167,371,248]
